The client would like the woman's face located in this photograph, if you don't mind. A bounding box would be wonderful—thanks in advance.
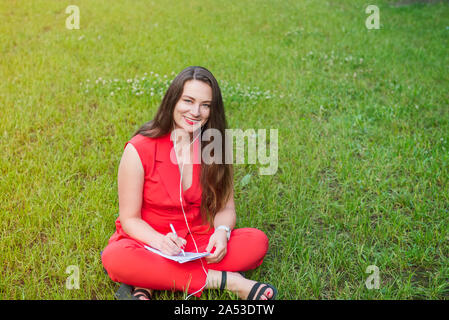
[173,80,212,134]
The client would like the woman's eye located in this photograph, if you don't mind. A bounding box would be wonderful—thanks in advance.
[203,104,210,108]
[184,99,192,103]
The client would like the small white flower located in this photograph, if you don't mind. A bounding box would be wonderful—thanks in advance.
[127,79,132,83]
[110,92,114,96]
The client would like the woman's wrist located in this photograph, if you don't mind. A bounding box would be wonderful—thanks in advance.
[214,225,231,240]
[151,232,165,250]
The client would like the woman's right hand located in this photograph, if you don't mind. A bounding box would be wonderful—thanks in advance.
[157,232,187,256]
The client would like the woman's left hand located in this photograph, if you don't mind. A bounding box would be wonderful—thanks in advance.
[205,229,228,264]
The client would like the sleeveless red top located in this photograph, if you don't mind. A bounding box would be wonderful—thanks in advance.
[109,132,211,245]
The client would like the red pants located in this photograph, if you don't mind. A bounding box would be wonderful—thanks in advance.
[101,227,269,297]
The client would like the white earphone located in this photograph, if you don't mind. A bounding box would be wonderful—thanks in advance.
[173,129,209,300]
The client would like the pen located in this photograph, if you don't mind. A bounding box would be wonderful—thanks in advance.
[170,223,185,256]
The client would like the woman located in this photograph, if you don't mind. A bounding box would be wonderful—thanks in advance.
[101,66,277,300]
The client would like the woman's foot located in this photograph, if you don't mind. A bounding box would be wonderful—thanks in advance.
[226,272,274,300]
[132,287,153,300]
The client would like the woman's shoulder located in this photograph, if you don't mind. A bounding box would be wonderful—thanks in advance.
[124,132,169,173]
[129,133,153,144]
[124,131,171,160]
[128,131,169,146]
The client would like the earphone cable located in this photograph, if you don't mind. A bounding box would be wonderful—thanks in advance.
[174,129,209,300]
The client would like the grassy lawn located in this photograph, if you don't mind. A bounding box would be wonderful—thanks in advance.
[0,0,448,299]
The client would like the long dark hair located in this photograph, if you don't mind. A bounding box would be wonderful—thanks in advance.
[132,66,233,226]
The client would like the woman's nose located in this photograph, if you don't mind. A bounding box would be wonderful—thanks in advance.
[191,103,201,116]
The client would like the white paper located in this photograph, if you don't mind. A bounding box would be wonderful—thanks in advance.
[144,245,210,264]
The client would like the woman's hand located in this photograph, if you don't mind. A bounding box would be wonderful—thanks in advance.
[157,232,187,256]
[205,229,228,264]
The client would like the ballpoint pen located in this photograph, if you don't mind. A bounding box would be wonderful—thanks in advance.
[170,223,185,256]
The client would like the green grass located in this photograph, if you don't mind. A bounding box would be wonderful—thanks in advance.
[1,0,448,299]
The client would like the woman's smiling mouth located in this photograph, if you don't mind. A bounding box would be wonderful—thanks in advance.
[184,116,201,126]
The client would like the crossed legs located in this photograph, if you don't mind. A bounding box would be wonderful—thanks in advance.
[102,227,269,299]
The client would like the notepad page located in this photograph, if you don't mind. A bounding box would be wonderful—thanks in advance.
[144,245,210,263]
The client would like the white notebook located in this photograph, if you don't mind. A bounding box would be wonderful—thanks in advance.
[144,245,210,264]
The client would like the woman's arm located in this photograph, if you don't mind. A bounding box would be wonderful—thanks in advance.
[118,143,184,255]
[212,190,236,231]
[205,190,236,263]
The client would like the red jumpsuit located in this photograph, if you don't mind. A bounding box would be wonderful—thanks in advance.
[101,132,269,297]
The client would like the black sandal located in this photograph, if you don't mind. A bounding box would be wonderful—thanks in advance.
[246,282,278,300]
[114,283,153,300]
[220,271,228,290]
[219,271,246,290]
[220,271,277,300]
[132,288,153,300]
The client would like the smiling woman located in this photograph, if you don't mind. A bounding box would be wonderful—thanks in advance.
[174,81,212,129]
[101,66,277,300]
[133,66,233,223]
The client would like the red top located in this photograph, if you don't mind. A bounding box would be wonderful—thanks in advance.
[109,132,211,245]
